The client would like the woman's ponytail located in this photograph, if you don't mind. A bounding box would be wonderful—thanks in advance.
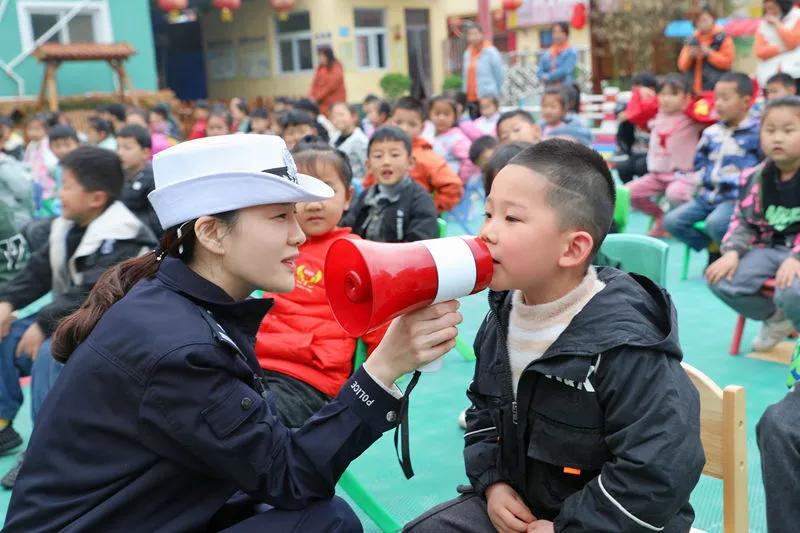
[51,252,161,362]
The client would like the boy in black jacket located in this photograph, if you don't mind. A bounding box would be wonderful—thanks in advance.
[0,146,156,457]
[116,124,161,237]
[406,139,704,533]
[341,126,438,242]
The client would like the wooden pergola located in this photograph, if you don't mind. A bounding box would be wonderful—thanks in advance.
[33,42,139,112]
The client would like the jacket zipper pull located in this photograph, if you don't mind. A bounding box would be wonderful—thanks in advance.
[512,401,518,425]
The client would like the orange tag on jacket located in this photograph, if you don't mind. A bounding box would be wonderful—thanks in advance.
[563,467,581,476]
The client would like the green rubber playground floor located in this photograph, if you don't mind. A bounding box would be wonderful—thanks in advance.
[0,212,784,531]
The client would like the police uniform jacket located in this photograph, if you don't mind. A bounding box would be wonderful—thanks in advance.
[4,257,401,531]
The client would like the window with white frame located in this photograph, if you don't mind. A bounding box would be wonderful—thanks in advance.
[17,1,113,50]
[275,11,312,74]
[354,9,387,69]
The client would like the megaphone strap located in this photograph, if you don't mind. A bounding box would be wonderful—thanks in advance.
[394,370,422,479]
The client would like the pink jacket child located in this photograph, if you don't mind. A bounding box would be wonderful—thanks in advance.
[432,126,478,183]
[627,112,704,236]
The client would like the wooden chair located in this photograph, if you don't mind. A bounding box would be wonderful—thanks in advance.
[682,363,748,533]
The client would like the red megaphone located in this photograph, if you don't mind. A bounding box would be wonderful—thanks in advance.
[325,236,494,338]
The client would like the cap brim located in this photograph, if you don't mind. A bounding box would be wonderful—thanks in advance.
[148,171,334,230]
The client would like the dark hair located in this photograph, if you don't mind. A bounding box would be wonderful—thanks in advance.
[443,89,469,109]
[762,95,800,123]
[695,3,716,20]
[364,94,380,104]
[717,71,754,97]
[292,139,353,187]
[330,101,359,116]
[48,124,79,143]
[632,71,658,90]
[769,0,794,18]
[27,112,52,128]
[275,96,294,106]
[553,22,570,37]
[392,96,426,120]
[106,103,127,123]
[0,115,14,130]
[659,73,691,95]
[150,105,169,121]
[250,107,269,119]
[373,100,391,118]
[88,116,114,138]
[469,135,498,165]
[294,98,320,117]
[117,124,152,149]
[51,210,239,362]
[483,141,534,192]
[281,109,315,128]
[208,105,233,129]
[428,95,459,126]
[318,46,337,67]
[368,125,412,155]
[195,99,209,110]
[509,139,615,254]
[542,86,568,110]
[497,109,535,131]
[60,145,124,205]
[767,72,796,89]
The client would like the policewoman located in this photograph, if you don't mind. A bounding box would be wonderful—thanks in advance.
[4,135,462,532]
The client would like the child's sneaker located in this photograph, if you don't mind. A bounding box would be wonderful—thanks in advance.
[0,425,22,455]
[752,318,795,352]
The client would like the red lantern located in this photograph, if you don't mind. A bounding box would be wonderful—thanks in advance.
[158,0,187,22]
[571,2,587,29]
[213,0,241,22]
[502,0,523,11]
[270,0,295,21]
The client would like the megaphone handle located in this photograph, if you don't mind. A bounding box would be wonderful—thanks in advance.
[394,370,422,479]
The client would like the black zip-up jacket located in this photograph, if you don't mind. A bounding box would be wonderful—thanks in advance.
[464,268,704,532]
[121,163,162,238]
[342,177,439,242]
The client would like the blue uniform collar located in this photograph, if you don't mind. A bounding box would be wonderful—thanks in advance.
[156,257,273,337]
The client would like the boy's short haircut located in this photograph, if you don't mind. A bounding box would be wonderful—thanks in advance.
[117,124,152,150]
[767,72,796,89]
[496,109,535,131]
[250,107,269,119]
[275,96,294,106]
[469,135,499,165]
[717,71,754,97]
[392,96,425,120]
[106,103,127,123]
[363,94,380,104]
[48,124,79,143]
[294,98,320,118]
[126,107,148,123]
[281,110,315,128]
[483,141,534,192]
[632,71,658,90]
[509,139,615,254]
[292,138,354,188]
[376,100,391,117]
[195,99,209,110]
[659,73,691,94]
[60,145,124,205]
[368,125,412,155]
[543,86,568,108]
[150,104,170,120]
[88,116,114,137]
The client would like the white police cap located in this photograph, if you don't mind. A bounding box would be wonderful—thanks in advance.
[148,134,333,230]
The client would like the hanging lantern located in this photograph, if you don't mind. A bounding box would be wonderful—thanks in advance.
[502,0,523,11]
[158,0,188,23]
[270,0,295,21]
[213,0,241,22]
[571,2,587,30]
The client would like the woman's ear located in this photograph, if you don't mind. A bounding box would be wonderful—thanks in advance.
[194,216,227,256]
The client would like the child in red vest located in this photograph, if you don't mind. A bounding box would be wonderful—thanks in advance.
[255,139,388,427]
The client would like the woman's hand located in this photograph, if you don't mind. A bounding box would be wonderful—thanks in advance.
[363,301,462,387]
[705,251,739,285]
